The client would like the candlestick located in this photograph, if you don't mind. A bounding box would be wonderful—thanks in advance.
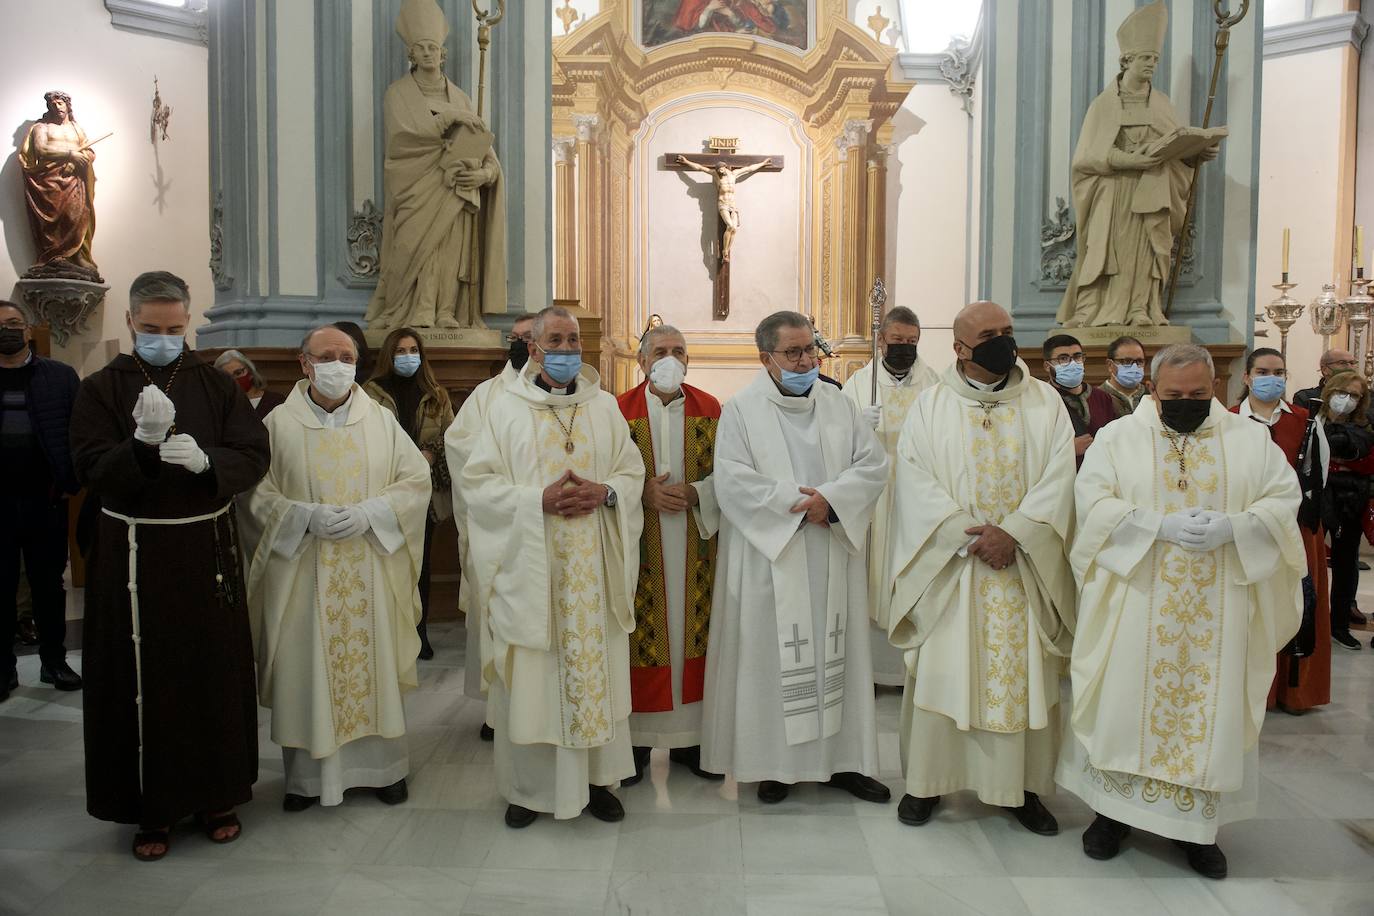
[1358,226,1365,275]
[1282,227,1290,275]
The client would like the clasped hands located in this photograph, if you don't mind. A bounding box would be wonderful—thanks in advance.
[790,487,832,528]
[307,504,371,541]
[1159,507,1234,552]
[542,470,607,518]
[642,472,699,515]
[132,385,209,474]
[964,524,1017,570]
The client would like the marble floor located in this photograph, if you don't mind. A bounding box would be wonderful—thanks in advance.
[1,613,1372,916]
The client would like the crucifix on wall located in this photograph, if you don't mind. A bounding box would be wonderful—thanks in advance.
[665,138,784,320]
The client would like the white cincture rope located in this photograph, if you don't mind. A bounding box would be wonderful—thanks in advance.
[101,504,232,794]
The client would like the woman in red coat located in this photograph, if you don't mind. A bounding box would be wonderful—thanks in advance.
[1232,348,1330,713]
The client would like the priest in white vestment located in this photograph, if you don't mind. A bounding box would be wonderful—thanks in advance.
[842,306,940,687]
[616,326,723,785]
[1057,344,1303,880]
[445,311,537,738]
[245,326,432,810]
[887,301,1076,835]
[461,306,645,827]
[701,310,890,805]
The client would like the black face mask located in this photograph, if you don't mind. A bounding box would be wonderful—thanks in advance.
[508,338,530,371]
[0,329,26,356]
[963,335,1018,376]
[1159,397,1211,434]
[884,343,918,372]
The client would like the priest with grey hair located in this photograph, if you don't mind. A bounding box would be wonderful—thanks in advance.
[841,305,939,687]
[701,309,889,805]
[1058,343,1303,879]
[244,324,432,814]
[461,305,645,827]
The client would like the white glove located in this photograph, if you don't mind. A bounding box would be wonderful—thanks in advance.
[1158,508,1204,547]
[861,405,882,430]
[132,385,176,444]
[158,433,209,474]
[323,505,370,540]
[1179,512,1234,552]
[307,504,337,538]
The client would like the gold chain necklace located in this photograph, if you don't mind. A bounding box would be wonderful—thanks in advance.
[1163,431,1190,490]
[549,404,579,454]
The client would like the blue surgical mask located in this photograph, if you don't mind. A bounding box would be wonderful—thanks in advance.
[540,349,582,385]
[134,333,185,367]
[774,361,820,395]
[1052,362,1084,389]
[1114,363,1145,388]
[1250,375,1286,403]
[393,353,421,378]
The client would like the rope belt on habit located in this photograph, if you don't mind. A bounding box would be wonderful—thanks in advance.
[101,504,233,794]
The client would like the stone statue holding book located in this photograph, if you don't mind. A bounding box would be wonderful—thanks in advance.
[1057,0,1225,328]
[366,0,507,332]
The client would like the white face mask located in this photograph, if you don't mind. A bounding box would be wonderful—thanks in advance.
[649,356,687,394]
[311,360,355,400]
[1328,393,1358,417]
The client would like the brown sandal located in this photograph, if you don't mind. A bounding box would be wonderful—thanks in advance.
[196,810,242,844]
[132,828,170,861]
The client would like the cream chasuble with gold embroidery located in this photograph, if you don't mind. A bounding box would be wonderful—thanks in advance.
[460,363,645,818]
[887,362,1077,806]
[843,357,940,687]
[1057,399,1303,843]
[245,382,431,803]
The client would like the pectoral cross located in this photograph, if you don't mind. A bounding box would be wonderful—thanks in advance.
[665,138,785,321]
[784,623,809,664]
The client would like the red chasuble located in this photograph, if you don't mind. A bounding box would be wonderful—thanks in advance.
[1231,403,1331,711]
[617,381,720,713]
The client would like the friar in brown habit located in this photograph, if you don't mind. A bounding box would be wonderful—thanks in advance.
[71,271,269,861]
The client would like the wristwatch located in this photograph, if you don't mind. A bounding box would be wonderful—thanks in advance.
[603,485,618,508]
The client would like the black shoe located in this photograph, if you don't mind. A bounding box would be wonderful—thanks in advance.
[823,772,891,804]
[1175,840,1228,879]
[1350,606,1368,627]
[479,723,494,742]
[282,793,319,812]
[417,625,434,661]
[376,778,408,805]
[757,780,790,804]
[622,746,652,787]
[668,746,724,781]
[39,660,83,691]
[896,794,940,826]
[1082,815,1131,860]
[504,803,538,828]
[586,785,624,822]
[1011,792,1059,835]
[15,618,39,646]
[1334,631,1363,651]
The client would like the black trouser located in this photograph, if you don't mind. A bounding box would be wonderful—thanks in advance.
[1329,520,1363,636]
[417,514,435,631]
[1,495,69,675]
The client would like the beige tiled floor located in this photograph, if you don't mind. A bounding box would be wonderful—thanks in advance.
[2,613,1372,915]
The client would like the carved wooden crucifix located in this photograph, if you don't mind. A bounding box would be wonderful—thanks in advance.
[665,138,785,320]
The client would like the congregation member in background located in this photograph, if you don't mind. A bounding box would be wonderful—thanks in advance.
[1292,348,1359,414]
[887,301,1075,835]
[1061,344,1302,879]
[364,327,455,660]
[1043,333,1117,467]
[1232,348,1331,712]
[214,349,285,418]
[461,306,645,828]
[72,271,269,861]
[1317,370,1374,651]
[246,325,431,813]
[618,325,723,786]
[333,320,375,385]
[702,310,890,806]
[841,306,939,689]
[1101,335,1148,416]
[0,301,82,701]
[445,312,538,740]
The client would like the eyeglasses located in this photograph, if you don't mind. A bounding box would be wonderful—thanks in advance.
[0,321,26,331]
[305,352,358,366]
[505,334,532,344]
[1111,358,1144,368]
[771,345,818,363]
[1047,353,1086,366]
[1325,360,1358,370]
